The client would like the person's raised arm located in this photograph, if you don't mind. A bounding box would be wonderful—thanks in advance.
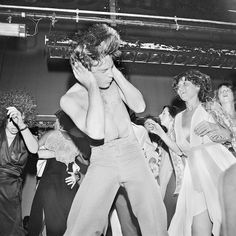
[7,106,38,153]
[112,65,146,113]
[145,119,183,156]
[60,60,105,140]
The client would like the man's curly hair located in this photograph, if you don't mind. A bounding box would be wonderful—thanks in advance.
[0,90,37,127]
[71,23,121,70]
[172,69,212,102]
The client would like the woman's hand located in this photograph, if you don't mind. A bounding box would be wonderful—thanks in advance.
[144,119,165,137]
[6,106,26,129]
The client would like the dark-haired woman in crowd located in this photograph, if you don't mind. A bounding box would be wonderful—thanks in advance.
[145,70,236,236]
[0,90,38,236]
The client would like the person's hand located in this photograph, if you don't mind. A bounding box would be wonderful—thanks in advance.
[144,119,165,137]
[65,171,80,189]
[70,54,97,89]
[6,106,26,129]
[65,163,81,189]
[194,121,219,137]
[206,127,232,143]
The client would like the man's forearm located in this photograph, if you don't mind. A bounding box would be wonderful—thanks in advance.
[86,82,105,140]
[38,149,55,159]
[113,67,145,113]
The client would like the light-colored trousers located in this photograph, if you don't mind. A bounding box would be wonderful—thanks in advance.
[64,137,168,236]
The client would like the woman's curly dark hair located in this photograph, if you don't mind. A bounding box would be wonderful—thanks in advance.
[172,69,212,102]
[0,90,37,127]
[162,105,180,119]
[71,23,121,70]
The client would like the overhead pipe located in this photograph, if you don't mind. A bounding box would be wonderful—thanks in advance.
[1,4,236,28]
[1,5,236,44]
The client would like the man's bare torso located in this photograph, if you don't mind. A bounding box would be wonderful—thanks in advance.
[67,82,136,143]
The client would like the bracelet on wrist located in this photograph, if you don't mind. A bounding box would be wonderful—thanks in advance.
[74,171,81,182]
[19,125,28,132]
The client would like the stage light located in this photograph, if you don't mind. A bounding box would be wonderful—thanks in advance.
[161,52,175,64]
[47,45,71,59]
[148,52,162,63]
[121,51,136,62]
[175,54,188,65]
[221,57,236,69]
[198,55,214,67]
[210,57,223,68]
[135,51,149,62]
[0,22,26,38]
[186,54,200,66]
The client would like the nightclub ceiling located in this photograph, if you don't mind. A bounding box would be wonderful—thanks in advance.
[1,0,236,22]
[1,0,236,69]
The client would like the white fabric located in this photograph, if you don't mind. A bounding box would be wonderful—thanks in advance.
[168,104,236,236]
[132,123,173,198]
[110,209,123,236]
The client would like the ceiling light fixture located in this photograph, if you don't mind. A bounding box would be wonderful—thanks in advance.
[0,22,26,37]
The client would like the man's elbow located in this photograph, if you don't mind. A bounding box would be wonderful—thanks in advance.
[134,101,146,113]
[139,102,146,113]
[60,95,68,111]
[29,145,39,154]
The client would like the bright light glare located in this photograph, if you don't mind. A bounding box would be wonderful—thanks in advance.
[0,22,26,37]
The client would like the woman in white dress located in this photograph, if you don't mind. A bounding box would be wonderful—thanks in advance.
[145,70,236,236]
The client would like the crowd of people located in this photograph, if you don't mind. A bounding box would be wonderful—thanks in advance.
[0,23,236,236]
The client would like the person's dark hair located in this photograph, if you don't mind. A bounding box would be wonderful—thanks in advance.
[0,89,37,127]
[214,82,236,103]
[71,23,121,70]
[55,110,75,131]
[142,115,159,125]
[143,115,168,152]
[172,69,212,102]
[162,105,180,119]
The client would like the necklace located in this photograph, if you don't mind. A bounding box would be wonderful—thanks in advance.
[99,79,114,90]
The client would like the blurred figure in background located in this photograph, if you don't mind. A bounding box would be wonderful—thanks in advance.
[28,110,89,236]
[159,105,184,195]
[143,115,171,198]
[211,82,236,154]
[210,82,236,236]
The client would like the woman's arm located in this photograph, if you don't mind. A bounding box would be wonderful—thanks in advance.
[145,119,183,156]
[7,106,38,153]
[194,120,232,143]
[37,148,55,159]
[37,131,56,159]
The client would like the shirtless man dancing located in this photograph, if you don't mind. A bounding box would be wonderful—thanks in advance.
[60,23,168,236]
